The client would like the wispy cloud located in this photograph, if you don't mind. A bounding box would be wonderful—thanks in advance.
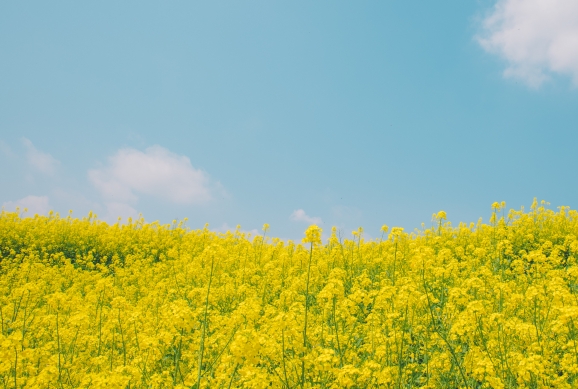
[101,202,140,224]
[22,138,60,175]
[290,209,323,225]
[88,146,217,205]
[2,195,50,216]
[477,0,578,88]
[214,222,260,237]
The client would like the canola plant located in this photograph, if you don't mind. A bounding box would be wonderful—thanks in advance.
[1,199,578,388]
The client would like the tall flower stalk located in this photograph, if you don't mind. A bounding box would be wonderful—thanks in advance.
[301,225,322,388]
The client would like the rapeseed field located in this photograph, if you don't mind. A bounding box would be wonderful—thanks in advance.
[2,199,578,388]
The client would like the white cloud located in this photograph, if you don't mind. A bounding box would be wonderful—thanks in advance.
[478,0,578,87]
[290,209,323,225]
[22,138,60,175]
[214,222,260,236]
[2,195,50,216]
[88,146,215,205]
[101,202,140,224]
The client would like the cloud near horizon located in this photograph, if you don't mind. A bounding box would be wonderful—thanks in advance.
[478,0,578,87]
[2,195,50,216]
[101,202,140,224]
[89,146,216,205]
[290,209,323,225]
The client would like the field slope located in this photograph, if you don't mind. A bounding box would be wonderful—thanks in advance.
[1,200,578,388]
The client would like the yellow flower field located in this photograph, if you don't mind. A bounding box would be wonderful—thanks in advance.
[2,199,578,388]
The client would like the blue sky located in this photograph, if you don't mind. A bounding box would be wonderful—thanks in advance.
[1,1,578,240]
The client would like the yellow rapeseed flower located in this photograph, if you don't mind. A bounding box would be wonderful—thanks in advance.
[1,201,577,388]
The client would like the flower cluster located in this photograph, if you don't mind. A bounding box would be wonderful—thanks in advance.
[1,199,578,388]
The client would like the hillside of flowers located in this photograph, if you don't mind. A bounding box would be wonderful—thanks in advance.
[2,200,578,388]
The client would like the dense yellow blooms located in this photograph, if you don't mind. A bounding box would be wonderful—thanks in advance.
[2,200,578,388]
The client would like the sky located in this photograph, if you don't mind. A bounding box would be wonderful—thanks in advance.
[1,0,578,241]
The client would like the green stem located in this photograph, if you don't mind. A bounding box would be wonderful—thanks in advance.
[333,297,343,367]
[197,255,215,389]
[301,242,313,388]
[282,328,289,388]
[56,310,63,388]
[421,266,469,389]
[118,308,126,366]
[13,346,17,389]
